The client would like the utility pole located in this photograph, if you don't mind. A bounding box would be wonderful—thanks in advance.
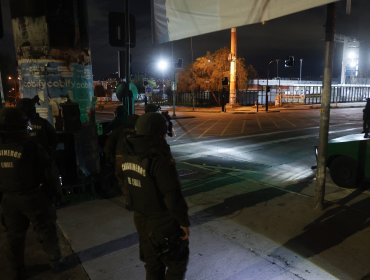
[299,58,303,81]
[266,59,276,112]
[124,0,132,114]
[172,42,176,117]
[315,3,336,210]
[229,27,237,106]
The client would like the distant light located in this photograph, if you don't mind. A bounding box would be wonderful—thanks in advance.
[349,61,357,68]
[157,59,169,72]
[347,51,357,59]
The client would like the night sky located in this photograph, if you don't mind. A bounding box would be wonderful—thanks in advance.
[1,0,370,82]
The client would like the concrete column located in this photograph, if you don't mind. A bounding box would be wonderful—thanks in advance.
[229,27,237,106]
[9,0,94,124]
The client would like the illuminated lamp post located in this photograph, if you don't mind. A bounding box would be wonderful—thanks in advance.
[157,58,168,95]
[340,39,360,84]
[157,57,177,117]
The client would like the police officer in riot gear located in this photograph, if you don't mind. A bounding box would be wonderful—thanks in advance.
[0,107,62,279]
[117,112,190,280]
[101,113,139,197]
[16,96,57,156]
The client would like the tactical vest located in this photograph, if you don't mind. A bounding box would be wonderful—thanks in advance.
[121,152,167,215]
[0,143,24,192]
[29,117,50,151]
[0,141,42,193]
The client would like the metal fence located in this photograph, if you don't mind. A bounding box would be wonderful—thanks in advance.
[284,85,370,104]
[160,85,370,107]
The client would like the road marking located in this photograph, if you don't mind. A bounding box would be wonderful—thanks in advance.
[198,119,221,138]
[241,119,247,134]
[221,115,235,136]
[170,123,359,149]
[271,118,280,129]
[277,115,296,127]
[172,118,198,137]
[174,134,317,161]
[256,115,263,131]
[171,126,360,162]
[174,119,211,141]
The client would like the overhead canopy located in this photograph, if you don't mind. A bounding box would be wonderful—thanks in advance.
[152,0,339,43]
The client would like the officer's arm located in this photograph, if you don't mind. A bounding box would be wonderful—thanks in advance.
[38,145,61,197]
[44,120,58,151]
[154,157,190,227]
[104,129,120,165]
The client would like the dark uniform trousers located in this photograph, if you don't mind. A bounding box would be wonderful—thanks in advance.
[2,190,60,277]
[134,212,189,280]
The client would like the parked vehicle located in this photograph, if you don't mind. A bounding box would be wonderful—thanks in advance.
[320,134,370,188]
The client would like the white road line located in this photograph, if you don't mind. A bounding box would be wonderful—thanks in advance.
[241,119,247,134]
[198,119,221,138]
[170,123,359,149]
[272,119,280,129]
[174,133,317,161]
[221,115,235,136]
[277,115,296,127]
[256,115,263,131]
[172,127,360,162]
[174,119,210,141]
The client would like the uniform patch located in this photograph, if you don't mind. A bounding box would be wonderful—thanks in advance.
[121,162,146,177]
[0,149,22,159]
[128,177,142,188]
[1,162,14,168]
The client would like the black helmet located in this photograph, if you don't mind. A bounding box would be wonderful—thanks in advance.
[16,98,37,119]
[145,103,160,113]
[126,114,139,129]
[135,112,167,136]
[0,107,28,132]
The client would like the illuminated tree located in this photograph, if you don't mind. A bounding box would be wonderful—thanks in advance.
[177,48,256,93]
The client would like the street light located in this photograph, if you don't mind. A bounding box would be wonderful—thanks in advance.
[157,56,177,117]
[156,58,168,96]
[157,59,169,73]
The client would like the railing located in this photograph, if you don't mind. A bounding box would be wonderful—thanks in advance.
[155,85,370,107]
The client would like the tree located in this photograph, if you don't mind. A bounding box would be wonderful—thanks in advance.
[177,47,256,93]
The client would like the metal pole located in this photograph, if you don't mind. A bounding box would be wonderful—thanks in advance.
[190,37,194,62]
[266,60,275,112]
[300,58,303,81]
[172,42,176,117]
[256,80,259,112]
[265,72,269,112]
[315,3,336,210]
[124,0,131,114]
